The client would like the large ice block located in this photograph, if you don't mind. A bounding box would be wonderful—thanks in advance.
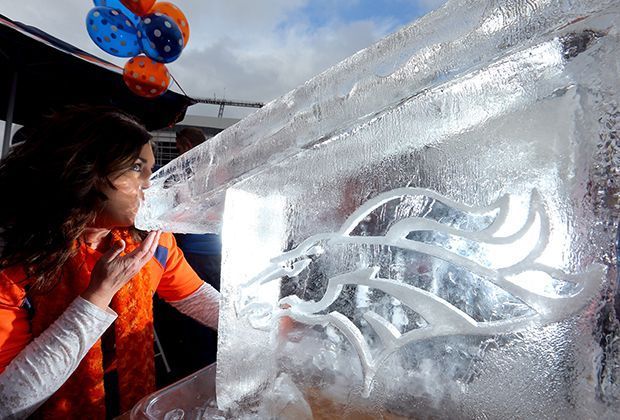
[136,0,620,418]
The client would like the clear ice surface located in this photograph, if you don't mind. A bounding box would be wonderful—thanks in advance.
[136,0,620,418]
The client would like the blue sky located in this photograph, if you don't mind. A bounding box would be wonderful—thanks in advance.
[297,0,435,30]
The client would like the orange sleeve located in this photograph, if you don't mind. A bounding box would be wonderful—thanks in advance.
[0,268,32,374]
[156,232,204,302]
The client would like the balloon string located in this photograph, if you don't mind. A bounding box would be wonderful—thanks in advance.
[170,72,188,97]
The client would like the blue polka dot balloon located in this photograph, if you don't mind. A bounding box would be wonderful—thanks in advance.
[86,7,141,57]
[93,0,141,26]
[138,12,184,63]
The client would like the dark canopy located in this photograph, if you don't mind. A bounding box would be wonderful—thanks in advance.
[0,13,192,131]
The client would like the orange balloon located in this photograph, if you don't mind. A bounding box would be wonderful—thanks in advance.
[150,2,190,45]
[120,0,156,16]
[123,55,171,98]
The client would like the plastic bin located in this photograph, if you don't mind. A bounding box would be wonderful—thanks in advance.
[130,363,225,419]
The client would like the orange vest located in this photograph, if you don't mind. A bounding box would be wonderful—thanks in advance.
[0,231,203,416]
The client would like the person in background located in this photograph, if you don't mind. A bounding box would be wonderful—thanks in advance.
[175,126,206,155]
[0,106,220,419]
[153,127,222,385]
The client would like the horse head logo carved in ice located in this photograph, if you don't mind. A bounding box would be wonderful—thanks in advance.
[240,188,604,395]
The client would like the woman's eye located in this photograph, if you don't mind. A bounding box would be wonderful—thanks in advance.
[131,163,142,172]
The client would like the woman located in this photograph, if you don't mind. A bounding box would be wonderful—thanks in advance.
[0,106,220,419]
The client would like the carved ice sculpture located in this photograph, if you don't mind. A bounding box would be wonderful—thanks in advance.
[136,0,620,418]
[239,189,604,395]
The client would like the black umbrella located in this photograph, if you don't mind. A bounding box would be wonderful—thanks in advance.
[0,13,193,155]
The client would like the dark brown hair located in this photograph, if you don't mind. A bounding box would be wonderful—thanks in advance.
[176,127,206,148]
[0,105,152,293]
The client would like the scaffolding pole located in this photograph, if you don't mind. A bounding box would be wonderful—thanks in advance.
[192,97,264,118]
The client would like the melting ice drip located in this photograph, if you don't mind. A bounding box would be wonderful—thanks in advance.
[240,188,604,395]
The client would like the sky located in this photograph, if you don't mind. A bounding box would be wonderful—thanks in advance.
[0,0,447,120]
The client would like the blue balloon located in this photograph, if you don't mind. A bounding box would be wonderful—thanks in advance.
[138,13,184,64]
[86,7,141,57]
[93,0,140,26]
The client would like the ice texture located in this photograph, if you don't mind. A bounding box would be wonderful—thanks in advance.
[136,0,620,418]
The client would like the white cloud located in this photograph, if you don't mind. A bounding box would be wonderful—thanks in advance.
[166,0,402,105]
[169,18,393,103]
[0,0,446,118]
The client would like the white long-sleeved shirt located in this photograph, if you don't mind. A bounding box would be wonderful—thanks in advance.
[0,283,219,419]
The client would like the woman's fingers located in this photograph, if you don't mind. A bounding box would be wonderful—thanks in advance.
[140,230,161,263]
[124,231,162,270]
[139,230,159,255]
[86,232,161,308]
[126,230,158,260]
[144,231,162,261]
[101,239,126,263]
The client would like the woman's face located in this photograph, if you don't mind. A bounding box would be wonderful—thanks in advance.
[95,143,155,228]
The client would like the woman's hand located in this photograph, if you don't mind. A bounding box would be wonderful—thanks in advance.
[81,231,162,309]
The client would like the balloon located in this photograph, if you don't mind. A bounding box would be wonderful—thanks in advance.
[86,7,141,57]
[93,0,140,26]
[138,13,184,63]
[120,0,155,16]
[150,2,190,45]
[123,55,171,98]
